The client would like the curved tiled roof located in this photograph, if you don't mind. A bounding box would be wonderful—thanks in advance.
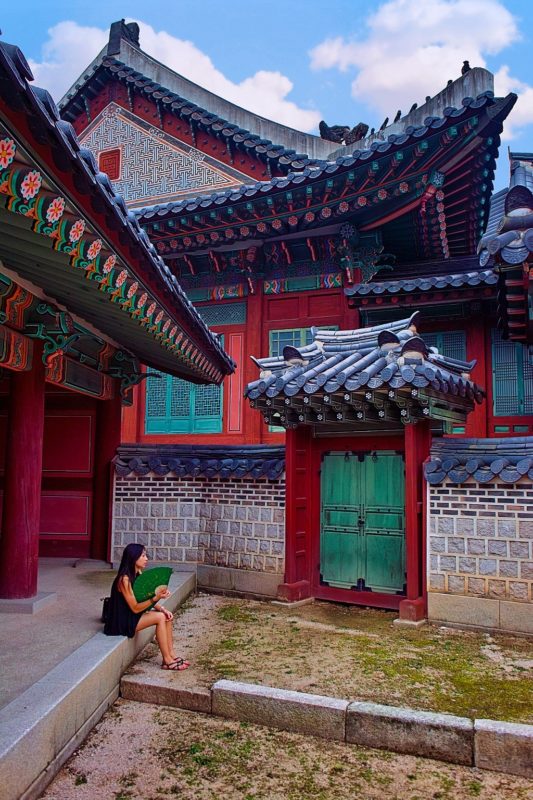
[245,312,482,430]
[344,269,498,298]
[114,444,285,480]
[136,92,512,222]
[61,56,321,175]
[425,437,533,484]
[478,153,533,267]
[478,152,533,342]
[0,39,234,380]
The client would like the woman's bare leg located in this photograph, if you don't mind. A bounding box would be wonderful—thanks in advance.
[136,611,174,665]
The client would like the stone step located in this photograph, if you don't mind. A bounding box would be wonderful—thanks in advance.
[0,572,195,800]
[120,675,533,780]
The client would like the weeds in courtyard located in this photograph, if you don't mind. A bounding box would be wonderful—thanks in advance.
[180,594,533,723]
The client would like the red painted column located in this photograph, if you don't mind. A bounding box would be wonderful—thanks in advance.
[91,392,123,561]
[399,420,431,622]
[465,315,488,438]
[244,291,263,443]
[0,342,45,599]
[121,382,140,443]
[277,425,312,601]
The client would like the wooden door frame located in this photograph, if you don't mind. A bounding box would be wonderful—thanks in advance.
[310,434,405,609]
[280,423,431,619]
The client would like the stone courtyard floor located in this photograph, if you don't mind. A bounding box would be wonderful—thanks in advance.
[40,593,533,799]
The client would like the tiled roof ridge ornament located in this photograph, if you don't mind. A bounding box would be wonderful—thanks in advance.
[319,121,369,145]
[478,154,533,269]
[107,20,140,56]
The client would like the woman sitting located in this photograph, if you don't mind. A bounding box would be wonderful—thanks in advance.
[104,543,189,670]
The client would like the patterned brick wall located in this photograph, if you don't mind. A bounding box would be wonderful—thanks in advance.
[428,480,533,602]
[112,472,286,573]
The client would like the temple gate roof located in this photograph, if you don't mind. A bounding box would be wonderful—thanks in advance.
[245,311,483,434]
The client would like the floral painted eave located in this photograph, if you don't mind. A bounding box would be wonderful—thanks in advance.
[0,39,234,383]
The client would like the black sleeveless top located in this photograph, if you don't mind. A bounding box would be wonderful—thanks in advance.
[103,575,143,638]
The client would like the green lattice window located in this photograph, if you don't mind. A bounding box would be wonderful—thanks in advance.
[145,338,224,433]
[492,329,533,416]
[269,326,337,357]
[423,330,467,433]
[268,327,336,431]
[423,330,466,361]
[195,302,246,326]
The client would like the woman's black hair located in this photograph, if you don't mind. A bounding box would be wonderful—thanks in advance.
[116,543,145,589]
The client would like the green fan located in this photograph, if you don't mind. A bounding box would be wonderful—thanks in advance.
[133,567,173,602]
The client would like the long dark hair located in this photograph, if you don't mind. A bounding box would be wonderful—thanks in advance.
[115,543,145,590]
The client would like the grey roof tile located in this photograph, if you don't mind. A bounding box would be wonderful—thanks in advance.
[246,312,483,428]
[114,444,285,480]
[425,437,533,484]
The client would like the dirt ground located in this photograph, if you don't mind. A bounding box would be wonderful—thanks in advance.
[40,592,533,800]
[41,699,533,800]
[134,593,533,723]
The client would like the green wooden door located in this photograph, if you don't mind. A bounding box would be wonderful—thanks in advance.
[320,452,405,593]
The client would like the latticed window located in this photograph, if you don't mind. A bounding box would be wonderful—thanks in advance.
[423,330,467,434]
[423,330,466,362]
[268,327,336,431]
[492,329,533,416]
[145,338,224,433]
[269,326,337,357]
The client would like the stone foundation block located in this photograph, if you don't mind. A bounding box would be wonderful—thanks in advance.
[427,593,499,629]
[346,702,473,765]
[197,565,282,597]
[500,601,533,635]
[212,680,347,741]
[475,719,533,778]
[121,676,211,714]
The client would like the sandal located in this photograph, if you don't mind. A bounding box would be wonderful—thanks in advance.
[172,657,190,667]
[162,658,189,671]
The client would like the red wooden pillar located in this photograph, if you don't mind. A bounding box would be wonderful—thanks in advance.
[121,382,140,443]
[91,392,122,561]
[465,315,488,438]
[0,342,46,599]
[399,420,432,622]
[244,290,263,443]
[278,425,313,601]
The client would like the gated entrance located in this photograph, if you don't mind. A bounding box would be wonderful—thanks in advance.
[320,451,405,593]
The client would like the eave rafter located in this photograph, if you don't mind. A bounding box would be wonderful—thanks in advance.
[141,96,514,266]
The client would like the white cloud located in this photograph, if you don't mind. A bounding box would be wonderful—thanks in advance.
[494,65,533,140]
[28,21,108,99]
[28,20,321,132]
[310,0,527,135]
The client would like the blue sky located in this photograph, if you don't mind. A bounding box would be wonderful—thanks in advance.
[2,0,533,190]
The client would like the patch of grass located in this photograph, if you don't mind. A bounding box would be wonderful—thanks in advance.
[118,771,138,788]
[74,774,87,786]
[189,596,533,723]
[217,603,258,623]
[158,724,258,781]
[219,637,239,651]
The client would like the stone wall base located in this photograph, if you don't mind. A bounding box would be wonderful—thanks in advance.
[197,565,282,598]
[428,593,533,635]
